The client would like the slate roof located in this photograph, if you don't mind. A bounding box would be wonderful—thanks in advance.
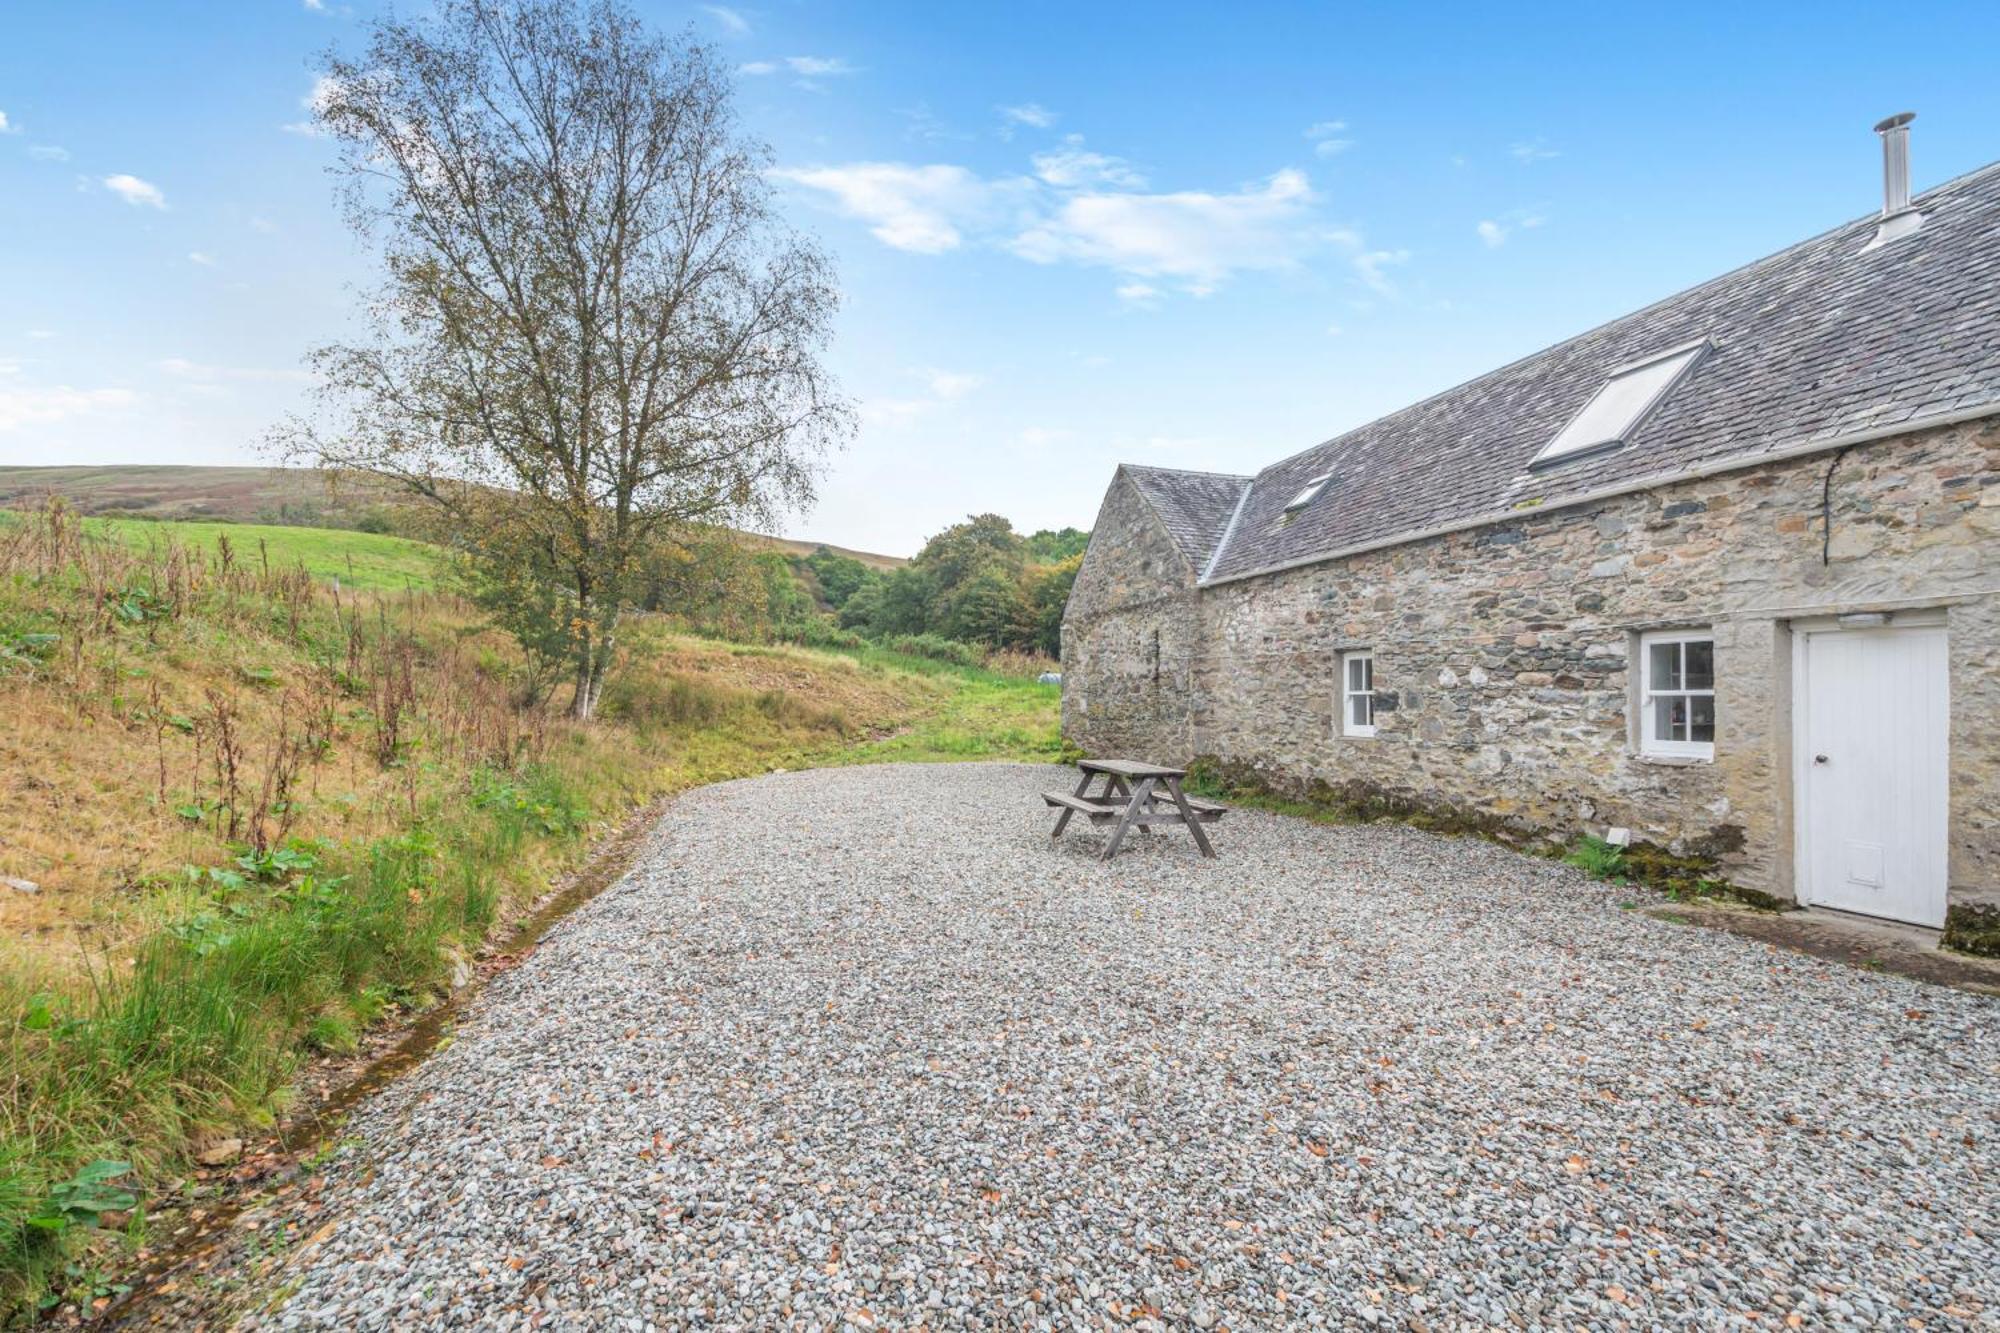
[1118,465,1252,574]
[1154,160,2000,585]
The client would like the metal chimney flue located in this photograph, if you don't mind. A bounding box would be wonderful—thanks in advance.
[1864,111,1921,251]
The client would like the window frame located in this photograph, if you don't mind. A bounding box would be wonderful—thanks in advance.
[1637,629,1716,760]
[1340,649,1376,738]
[1284,474,1332,512]
[1531,338,1711,469]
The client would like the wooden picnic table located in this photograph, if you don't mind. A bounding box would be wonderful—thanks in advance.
[1042,758,1223,860]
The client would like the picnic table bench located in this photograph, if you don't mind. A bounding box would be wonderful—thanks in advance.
[1043,758,1223,860]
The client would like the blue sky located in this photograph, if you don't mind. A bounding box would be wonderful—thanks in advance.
[3,1,1998,555]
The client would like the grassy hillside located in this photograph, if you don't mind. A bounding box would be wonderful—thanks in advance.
[0,503,1054,1315]
[84,516,442,593]
[0,466,390,526]
[0,465,905,571]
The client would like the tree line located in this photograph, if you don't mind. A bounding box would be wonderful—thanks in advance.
[607,515,1085,663]
[810,517,1084,657]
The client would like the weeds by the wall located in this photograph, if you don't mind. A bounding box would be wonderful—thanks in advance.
[1184,755,1781,911]
[1563,836,1630,882]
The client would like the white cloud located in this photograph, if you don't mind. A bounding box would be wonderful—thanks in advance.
[157,357,309,384]
[1304,120,1351,158]
[1509,138,1559,163]
[860,366,983,430]
[0,385,139,433]
[702,5,749,35]
[250,215,279,233]
[282,75,342,135]
[923,369,982,399]
[1000,103,1058,129]
[302,0,326,9]
[894,104,970,145]
[103,174,167,209]
[25,329,56,340]
[1011,168,1319,287]
[1353,247,1410,295]
[738,55,857,82]
[781,152,1396,299]
[783,56,854,76]
[188,251,219,267]
[858,397,927,428]
[1476,210,1546,248]
[1032,135,1144,189]
[29,144,69,162]
[0,111,16,134]
[769,162,1016,253]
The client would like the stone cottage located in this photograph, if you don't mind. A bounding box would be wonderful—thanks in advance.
[1062,117,2000,942]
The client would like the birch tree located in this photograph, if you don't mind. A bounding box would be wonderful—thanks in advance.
[285,0,849,719]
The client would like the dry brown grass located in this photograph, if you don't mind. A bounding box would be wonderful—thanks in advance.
[0,503,932,976]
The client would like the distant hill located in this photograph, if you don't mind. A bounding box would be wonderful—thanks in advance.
[0,464,904,569]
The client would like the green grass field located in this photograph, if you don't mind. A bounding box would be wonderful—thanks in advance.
[840,650,1068,763]
[0,509,447,593]
[83,517,445,593]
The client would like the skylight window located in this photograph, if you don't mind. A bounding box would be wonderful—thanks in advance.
[1284,474,1332,511]
[1532,339,1711,467]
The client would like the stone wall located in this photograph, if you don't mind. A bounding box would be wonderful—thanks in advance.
[1064,418,2000,915]
[1061,469,1201,763]
[1189,417,2000,909]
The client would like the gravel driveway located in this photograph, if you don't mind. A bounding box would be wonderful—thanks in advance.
[265,763,1997,1330]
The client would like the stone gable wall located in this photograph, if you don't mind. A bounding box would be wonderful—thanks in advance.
[1061,470,1202,763]
[1191,416,2000,907]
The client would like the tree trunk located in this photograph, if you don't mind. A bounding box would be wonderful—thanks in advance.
[572,621,599,722]
[569,613,616,723]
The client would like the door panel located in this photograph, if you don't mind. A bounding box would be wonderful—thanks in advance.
[1798,627,1948,927]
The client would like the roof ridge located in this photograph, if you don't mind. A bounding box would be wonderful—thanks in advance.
[1121,463,1255,483]
[1256,153,2000,482]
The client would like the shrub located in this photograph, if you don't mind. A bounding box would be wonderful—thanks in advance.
[775,619,866,651]
[981,648,1059,680]
[882,633,981,669]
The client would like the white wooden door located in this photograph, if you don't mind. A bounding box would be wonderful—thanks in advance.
[1796,625,1949,927]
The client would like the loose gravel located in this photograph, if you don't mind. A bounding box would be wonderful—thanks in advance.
[262,762,1998,1330]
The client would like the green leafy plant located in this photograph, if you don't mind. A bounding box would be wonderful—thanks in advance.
[235,843,320,882]
[180,863,249,895]
[1564,836,1629,882]
[28,1161,137,1234]
[174,796,225,823]
[112,585,174,625]
[0,628,59,674]
[20,994,58,1033]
